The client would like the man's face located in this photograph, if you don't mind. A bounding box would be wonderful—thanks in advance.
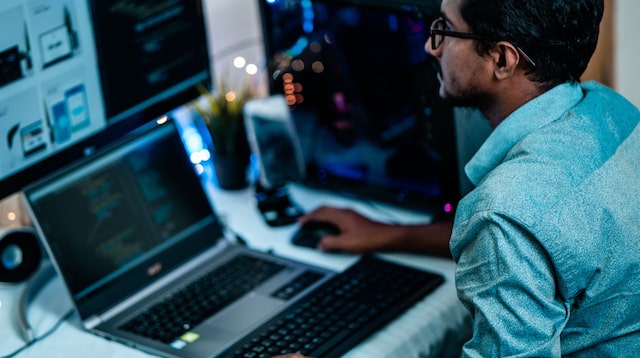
[425,0,494,109]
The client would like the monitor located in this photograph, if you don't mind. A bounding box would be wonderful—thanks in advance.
[0,0,211,201]
[257,0,460,219]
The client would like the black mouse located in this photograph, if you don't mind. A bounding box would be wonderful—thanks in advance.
[291,220,341,248]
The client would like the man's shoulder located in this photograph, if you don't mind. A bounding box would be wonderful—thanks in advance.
[457,158,568,227]
[579,80,640,118]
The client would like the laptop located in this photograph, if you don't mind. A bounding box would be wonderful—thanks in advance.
[22,117,336,357]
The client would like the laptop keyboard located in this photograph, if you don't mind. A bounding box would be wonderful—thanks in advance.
[217,255,444,358]
[119,254,286,343]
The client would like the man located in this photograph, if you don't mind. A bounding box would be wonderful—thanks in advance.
[278,0,640,356]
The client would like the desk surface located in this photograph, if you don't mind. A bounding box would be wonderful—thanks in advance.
[0,179,470,358]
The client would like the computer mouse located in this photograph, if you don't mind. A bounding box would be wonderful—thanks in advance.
[291,220,341,249]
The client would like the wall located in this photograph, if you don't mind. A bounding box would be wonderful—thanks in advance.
[615,0,640,107]
[204,0,266,95]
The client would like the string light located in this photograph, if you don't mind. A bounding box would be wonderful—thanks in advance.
[245,63,258,75]
[233,56,246,68]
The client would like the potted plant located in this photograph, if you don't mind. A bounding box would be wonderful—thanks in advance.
[191,80,254,189]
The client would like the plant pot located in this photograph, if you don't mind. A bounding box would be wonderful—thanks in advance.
[212,153,249,190]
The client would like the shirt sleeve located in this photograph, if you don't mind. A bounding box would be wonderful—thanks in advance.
[453,213,572,357]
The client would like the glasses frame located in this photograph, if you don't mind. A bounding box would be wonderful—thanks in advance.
[429,17,536,68]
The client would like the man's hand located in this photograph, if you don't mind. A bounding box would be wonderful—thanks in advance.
[299,206,399,253]
[299,205,454,258]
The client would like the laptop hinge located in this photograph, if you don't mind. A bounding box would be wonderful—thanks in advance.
[85,315,103,329]
[96,241,229,325]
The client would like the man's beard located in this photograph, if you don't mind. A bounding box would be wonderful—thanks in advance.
[431,58,492,112]
[440,86,491,113]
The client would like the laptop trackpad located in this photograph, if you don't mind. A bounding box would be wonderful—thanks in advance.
[183,294,284,356]
[203,293,283,334]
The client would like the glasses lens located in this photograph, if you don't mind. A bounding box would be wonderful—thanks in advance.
[431,18,445,49]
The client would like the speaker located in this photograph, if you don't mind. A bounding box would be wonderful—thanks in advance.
[0,227,41,283]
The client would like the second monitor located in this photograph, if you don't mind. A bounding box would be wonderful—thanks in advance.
[258,0,459,220]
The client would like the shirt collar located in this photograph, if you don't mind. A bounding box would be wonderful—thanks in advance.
[465,82,584,186]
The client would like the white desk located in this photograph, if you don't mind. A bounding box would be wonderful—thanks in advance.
[0,179,471,358]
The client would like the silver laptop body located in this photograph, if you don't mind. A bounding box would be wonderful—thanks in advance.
[22,118,334,357]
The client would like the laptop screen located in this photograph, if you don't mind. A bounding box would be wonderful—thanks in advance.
[24,120,222,317]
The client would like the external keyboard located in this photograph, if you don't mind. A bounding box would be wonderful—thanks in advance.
[217,255,444,358]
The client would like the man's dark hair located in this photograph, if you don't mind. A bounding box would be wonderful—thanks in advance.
[459,0,604,89]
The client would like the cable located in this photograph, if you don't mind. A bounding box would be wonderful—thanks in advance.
[1,307,75,358]
[2,260,74,358]
[18,261,56,343]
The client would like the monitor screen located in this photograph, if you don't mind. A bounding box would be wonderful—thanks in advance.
[0,0,211,200]
[258,0,460,218]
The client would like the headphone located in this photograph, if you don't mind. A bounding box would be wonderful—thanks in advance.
[0,227,41,283]
[0,227,61,343]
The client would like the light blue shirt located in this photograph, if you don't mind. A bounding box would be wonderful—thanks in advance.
[450,81,640,357]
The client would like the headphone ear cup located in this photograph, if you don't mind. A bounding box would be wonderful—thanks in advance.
[0,228,41,283]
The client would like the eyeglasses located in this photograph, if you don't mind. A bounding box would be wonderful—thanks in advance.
[429,17,536,68]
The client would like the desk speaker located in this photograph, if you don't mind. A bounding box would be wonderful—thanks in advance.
[0,227,41,283]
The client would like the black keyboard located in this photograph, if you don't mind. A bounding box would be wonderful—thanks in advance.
[120,254,286,343]
[217,255,444,358]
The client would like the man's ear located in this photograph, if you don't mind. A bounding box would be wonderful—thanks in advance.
[492,42,521,78]
[498,53,506,67]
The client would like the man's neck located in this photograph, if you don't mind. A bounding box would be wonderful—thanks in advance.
[482,79,545,128]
